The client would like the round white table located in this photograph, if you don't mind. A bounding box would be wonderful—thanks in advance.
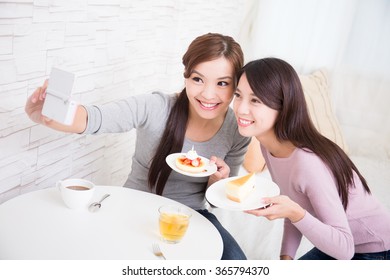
[0,186,223,260]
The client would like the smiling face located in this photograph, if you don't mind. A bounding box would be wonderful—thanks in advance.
[233,73,279,140]
[185,57,235,121]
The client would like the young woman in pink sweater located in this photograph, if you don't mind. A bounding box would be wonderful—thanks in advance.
[233,57,390,260]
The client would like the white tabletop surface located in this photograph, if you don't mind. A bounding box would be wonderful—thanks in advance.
[0,186,223,260]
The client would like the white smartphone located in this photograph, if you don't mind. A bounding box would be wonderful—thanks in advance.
[42,68,78,125]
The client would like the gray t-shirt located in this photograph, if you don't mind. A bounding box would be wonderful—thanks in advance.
[84,92,250,209]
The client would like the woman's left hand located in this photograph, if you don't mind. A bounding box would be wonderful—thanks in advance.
[245,195,306,223]
[207,156,230,187]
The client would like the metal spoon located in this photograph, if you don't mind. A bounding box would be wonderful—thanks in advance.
[88,194,110,212]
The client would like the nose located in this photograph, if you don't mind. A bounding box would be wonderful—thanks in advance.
[201,83,216,100]
[233,98,249,115]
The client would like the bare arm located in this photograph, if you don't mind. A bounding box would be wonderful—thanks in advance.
[25,80,88,133]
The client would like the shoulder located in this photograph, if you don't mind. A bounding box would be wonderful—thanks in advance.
[222,108,240,134]
[293,148,323,167]
[225,107,236,121]
[292,148,335,185]
[130,92,175,127]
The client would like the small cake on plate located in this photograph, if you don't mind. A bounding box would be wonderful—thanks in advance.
[225,173,255,202]
[175,147,206,173]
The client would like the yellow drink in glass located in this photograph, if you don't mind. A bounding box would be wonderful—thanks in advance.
[158,205,191,243]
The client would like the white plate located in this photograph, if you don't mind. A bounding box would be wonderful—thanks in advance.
[205,175,280,211]
[166,153,217,177]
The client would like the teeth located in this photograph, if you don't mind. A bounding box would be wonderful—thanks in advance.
[239,118,252,125]
[200,102,217,108]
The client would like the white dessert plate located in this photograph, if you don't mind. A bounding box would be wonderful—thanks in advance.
[166,153,218,177]
[205,175,280,211]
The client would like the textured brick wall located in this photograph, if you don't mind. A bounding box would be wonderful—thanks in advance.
[0,0,246,203]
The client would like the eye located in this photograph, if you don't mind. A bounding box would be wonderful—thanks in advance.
[217,81,229,87]
[191,77,203,83]
[251,97,262,104]
[233,92,241,98]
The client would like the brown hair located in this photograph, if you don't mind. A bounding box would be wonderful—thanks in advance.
[240,58,370,209]
[148,33,244,195]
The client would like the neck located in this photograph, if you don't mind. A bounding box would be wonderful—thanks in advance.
[185,110,227,142]
[257,135,295,158]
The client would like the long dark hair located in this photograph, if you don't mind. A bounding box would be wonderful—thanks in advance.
[148,33,244,195]
[240,58,370,209]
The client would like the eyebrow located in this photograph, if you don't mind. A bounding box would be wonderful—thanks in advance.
[191,70,233,80]
[236,87,257,97]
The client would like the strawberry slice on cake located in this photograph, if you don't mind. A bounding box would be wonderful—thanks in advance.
[175,146,206,173]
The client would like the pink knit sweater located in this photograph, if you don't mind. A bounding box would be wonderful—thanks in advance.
[261,145,390,259]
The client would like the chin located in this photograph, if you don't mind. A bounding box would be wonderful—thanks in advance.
[237,127,254,138]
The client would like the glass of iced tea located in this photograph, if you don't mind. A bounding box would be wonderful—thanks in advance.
[158,205,192,243]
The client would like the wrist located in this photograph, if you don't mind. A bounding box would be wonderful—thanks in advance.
[280,255,293,260]
[74,105,88,133]
[289,205,305,223]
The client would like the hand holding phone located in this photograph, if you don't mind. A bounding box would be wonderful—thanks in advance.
[41,68,78,125]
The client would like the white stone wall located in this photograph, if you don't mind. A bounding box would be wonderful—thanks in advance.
[0,0,246,203]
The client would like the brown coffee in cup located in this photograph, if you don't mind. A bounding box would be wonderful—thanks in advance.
[66,186,90,191]
[57,179,95,209]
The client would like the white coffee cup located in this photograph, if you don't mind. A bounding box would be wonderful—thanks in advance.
[57,178,95,209]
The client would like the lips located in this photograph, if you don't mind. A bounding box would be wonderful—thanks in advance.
[198,100,219,110]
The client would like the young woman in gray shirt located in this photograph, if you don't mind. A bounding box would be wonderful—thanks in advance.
[25,33,251,260]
